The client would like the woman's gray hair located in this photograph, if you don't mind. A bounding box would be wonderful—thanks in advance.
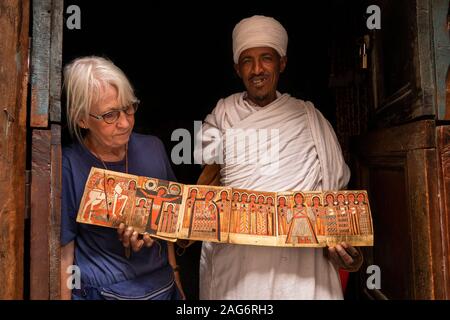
[63,56,137,143]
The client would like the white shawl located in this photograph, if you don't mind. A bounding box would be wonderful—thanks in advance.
[198,92,350,299]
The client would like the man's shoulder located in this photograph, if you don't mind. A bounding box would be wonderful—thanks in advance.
[214,92,245,109]
[289,96,326,118]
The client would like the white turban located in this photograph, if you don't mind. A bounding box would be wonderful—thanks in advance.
[232,15,288,64]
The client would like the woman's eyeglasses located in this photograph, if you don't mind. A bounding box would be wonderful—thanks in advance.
[89,101,140,124]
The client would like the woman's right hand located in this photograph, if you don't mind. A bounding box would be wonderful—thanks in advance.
[117,223,154,252]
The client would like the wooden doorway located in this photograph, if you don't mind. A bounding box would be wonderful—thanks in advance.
[0,0,448,300]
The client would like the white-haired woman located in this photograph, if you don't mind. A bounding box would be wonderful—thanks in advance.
[61,56,184,300]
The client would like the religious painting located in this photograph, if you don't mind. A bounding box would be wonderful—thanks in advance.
[178,185,232,242]
[137,178,183,236]
[228,189,278,247]
[77,169,135,228]
[77,168,373,247]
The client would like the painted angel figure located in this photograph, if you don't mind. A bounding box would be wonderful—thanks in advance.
[277,196,290,235]
[256,195,269,235]
[285,193,318,244]
[189,191,221,241]
[237,193,250,234]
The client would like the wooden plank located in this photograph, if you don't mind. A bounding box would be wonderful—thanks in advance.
[372,0,438,127]
[49,0,63,123]
[436,125,450,298]
[432,0,450,120]
[30,130,51,300]
[30,0,51,128]
[406,149,442,299]
[354,120,435,156]
[49,124,61,299]
[0,0,30,300]
[365,159,415,299]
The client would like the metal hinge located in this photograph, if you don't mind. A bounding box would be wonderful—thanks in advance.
[25,170,31,220]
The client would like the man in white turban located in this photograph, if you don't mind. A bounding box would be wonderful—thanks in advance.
[196,15,363,299]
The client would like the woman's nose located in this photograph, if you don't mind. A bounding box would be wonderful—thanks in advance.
[116,110,132,128]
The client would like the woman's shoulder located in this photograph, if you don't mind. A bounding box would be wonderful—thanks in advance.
[129,132,169,160]
[130,132,165,150]
[62,142,84,166]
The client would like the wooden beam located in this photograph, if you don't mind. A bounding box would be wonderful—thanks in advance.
[407,149,442,299]
[436,125,450,298]
[0,0,30,300]
[354,120,436,156]
[49,0,63,123]
[30,130,51,299]
[49,124,61,300]
[30,0,51,128]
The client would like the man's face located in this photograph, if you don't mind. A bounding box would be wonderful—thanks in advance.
[235,47,287,107]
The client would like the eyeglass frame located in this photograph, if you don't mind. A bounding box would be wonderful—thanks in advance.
[88,100,140,124]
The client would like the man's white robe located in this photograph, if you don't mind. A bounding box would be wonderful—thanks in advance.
[197,92,350,299]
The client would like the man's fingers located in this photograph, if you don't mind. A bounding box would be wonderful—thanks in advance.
[341,242,359,257]
[143,234,154,247]
[336,244,354,265]
[328,247,342,267]
[117,223,125,241]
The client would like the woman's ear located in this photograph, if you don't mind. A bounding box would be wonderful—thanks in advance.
[77,118,88,129]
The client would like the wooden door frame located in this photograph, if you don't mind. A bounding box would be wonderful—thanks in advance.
[29,0,63,300]
[353,120,449,299]
[0,0,30,300]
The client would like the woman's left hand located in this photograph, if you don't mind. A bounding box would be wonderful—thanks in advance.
[118,223,154,252]
[327,242,363,272]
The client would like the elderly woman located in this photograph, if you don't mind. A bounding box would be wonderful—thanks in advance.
[61,56,184,300]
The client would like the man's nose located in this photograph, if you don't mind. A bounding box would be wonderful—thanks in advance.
[252,60,263,75]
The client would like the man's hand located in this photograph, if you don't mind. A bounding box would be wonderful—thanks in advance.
[118,223,154,252]
[327,242,363,272]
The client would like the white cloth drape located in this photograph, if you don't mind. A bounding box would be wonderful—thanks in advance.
[198,92,350,299]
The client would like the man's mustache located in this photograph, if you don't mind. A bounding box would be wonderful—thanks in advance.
[249,73,270,81]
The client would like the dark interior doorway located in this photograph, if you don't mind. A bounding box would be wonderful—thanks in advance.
[62,0,369,299]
